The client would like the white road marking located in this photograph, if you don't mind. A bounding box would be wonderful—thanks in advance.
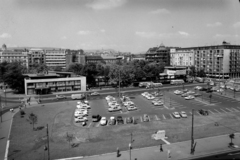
[225,108,234,112]
[96,123,100,127]
[189,111,192,115]
[125,118,127,124]
[208,110,215,114]
[133,117,135,123]
[140,116,143,122]
[149,116,151,121]
[161,138,171,145]
[220,109,228,113]
[162,114,166,119]
[155,115,159,120]
[169,113,173,119]
[232,108,240,112]
[214,109,221,113]
[196,112,201,116]
[87,122,92,128]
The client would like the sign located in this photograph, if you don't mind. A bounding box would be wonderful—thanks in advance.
[151,130,166,140]
[166,70,176,75]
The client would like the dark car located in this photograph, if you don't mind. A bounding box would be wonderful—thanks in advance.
[199,87,208,91]
[194,93,202,97]
[92,115,101,122]
[56,94,67,100]
[206,89,213,93]
[126,117,133,124]
[199,109,209,116]
[117,116,124,124]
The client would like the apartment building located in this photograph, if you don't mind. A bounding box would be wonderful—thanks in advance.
[145,43,170,65]
[170,48,194,67]
[45,49,66,68]
[0,44,29,67]
[28,48,45,68]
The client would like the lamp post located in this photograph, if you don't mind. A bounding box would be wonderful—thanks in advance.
[3,89,6,106]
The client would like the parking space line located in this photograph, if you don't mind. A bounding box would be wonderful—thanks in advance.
[87,122,92,128]
[162,114,166,119]
[96,123,100,127]
[140,116,143,122]
[196,112,201,116]
[149,116,151,121]
[133,117,135,123]
[169,113,173,119]
[208,110,215,114]
[155,115,159,120]
[189,111,192,115]
[214,109,221,114]
[225,108,234,112]
[220,109,228,113]
[125,118,127,124]
[232,108,240,112]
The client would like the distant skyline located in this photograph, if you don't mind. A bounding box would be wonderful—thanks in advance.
[0,0,240,53]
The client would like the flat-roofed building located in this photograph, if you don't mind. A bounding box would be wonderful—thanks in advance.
[170,48,194,67]
[28,48,45,68]
[0,44,29,67]
[45,49,66,68]
[24,72,86,95]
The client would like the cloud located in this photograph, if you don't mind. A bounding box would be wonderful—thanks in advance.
[233,22,240,28]
[149,8,170,14]
[0,33,11,38]
[214,34,239,38]
[77,30,91,35]
[100,29,106,33]
[86,0,127,10]
[61,36,67,40]
[207,22,222,27]
[178,31,189,36]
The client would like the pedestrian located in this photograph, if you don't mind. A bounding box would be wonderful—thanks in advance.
[160,144,163,152]
[117,147,121,157]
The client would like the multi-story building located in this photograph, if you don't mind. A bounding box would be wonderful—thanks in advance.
[28,48,45,68]
[170,48,194,67]
[0,44,29,67]
[65,49,85,67]
[145,43,170,65]
[45,49,66,68]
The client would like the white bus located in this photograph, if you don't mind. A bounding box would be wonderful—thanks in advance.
[170,79,185,85]
[71,94,85,100]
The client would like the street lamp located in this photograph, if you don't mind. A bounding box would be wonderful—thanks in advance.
[3,89,6,106]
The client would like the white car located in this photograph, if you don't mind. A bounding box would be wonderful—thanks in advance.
[90,92,100,96]
[75,117,87,123]
[100,117,107,126]
[105,96,114,101]
[187,91,195,94]
[194,86,202,90]
[174,90,180,94]
[141,92,149,96]
[185,95,195,100]
[123,101,134,106]
[127,105,137,111]
[172,112,181,119]
[180,111,187,118]
[153,102,164,106]
[108,106,122,112]
[83,100,89,104]
[146,96,155,100]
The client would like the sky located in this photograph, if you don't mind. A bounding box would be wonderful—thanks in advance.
[0,0,240,53]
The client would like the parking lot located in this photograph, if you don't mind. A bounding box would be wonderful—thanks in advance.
[73,85,240,128]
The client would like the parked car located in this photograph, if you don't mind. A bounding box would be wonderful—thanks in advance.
[71,94,85,100]
[143,114,150,122]
[75,117,87,123]
[153,102,164,106]
[108,117,116,125]
[194,86,202,90]
[185,95,195,100]
[127,105,137,111]
[117,116,124,124]
[90,92,100,96]
[199,109,209,116]
[179,111,187,118]
[108,106,122,112]
[92,115,101,122]
[100,117,107,126]
[187,91,195,94]
[182,89,188,93]
[172,112,181,118]
[56,94,67,100]
[193,93,202,97]
[199,87,208,91]
[181,93,189,97]
[126,117,133,124]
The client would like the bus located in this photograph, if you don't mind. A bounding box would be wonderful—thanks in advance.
[170,79,185,85]
[139,82,151,88]
[71,94,85,100]
[146,82,163,88]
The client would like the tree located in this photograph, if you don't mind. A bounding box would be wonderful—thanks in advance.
[2,62,25,93]
[0,61,9,83]
[189,66,196,77]
[28,112,38,130]
[66,63,84,75]
[198,69,206,77]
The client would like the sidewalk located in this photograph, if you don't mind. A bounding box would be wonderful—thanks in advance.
[56,133,240,160]
[0,108,19,160]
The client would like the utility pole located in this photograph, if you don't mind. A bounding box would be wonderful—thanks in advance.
[129,133,133,160]
[0,95,2,123]
[191,109,194,154]
[46,124,50,160]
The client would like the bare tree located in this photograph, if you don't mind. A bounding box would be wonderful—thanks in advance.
[66,132,74,148]
[28,112,37,130]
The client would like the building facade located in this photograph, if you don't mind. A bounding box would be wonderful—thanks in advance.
[28,48,45,68]
[24,73,86,95]
[170,48,194,67]
[0,44,29,67]
[145,43,170,65]
[45,49,66,68]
